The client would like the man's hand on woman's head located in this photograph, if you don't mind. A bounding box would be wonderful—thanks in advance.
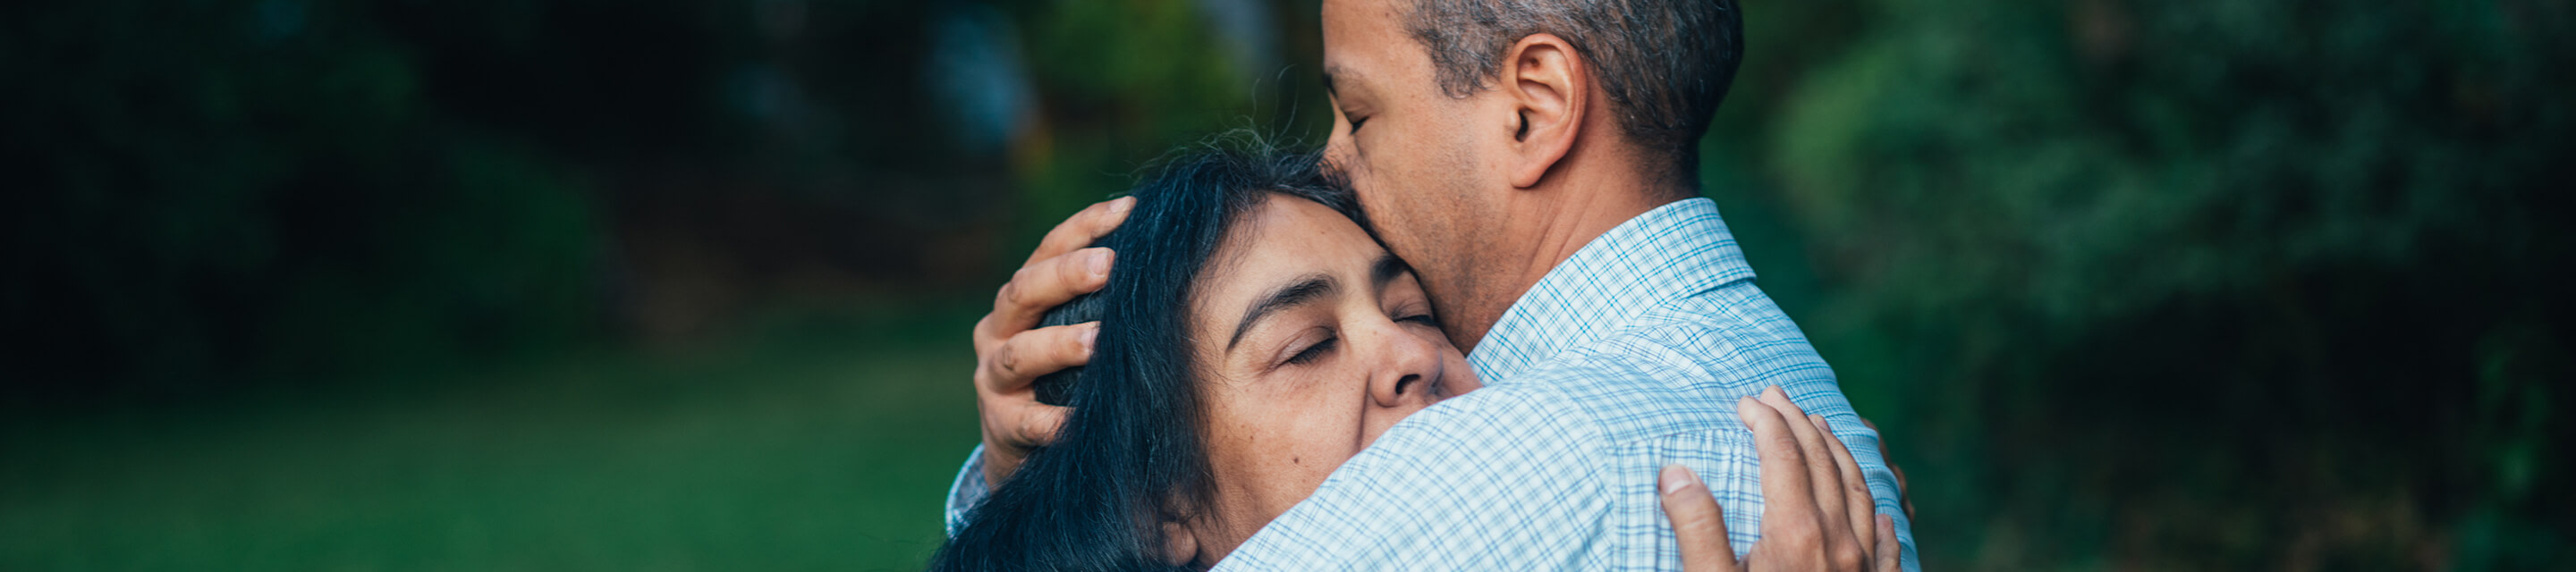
[1659,386,1902,572]
[970,196,1133,484]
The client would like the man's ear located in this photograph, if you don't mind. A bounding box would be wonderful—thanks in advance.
[1500,33,1587,189]
[1159,519,1200,566]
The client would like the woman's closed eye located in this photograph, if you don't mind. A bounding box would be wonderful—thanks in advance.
[1284,333,1338,366]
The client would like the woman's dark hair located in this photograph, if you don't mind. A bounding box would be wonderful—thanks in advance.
[929,139,1360,572]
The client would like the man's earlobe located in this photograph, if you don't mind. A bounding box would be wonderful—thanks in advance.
[1160,519,1199,566]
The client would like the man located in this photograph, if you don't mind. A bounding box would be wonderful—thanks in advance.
[957,0,1917,568]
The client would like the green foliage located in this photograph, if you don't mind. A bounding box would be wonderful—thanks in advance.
[1746,0,2575,567]
[2,0,604,400]
[998,0,1310,243]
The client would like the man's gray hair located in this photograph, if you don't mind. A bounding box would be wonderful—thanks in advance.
[1403,0,1741,183]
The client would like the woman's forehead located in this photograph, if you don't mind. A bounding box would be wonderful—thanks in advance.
[1197,196,1385,310]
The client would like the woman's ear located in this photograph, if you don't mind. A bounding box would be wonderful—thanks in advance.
[1500,33,1588,189]
[1159,519,1200,566]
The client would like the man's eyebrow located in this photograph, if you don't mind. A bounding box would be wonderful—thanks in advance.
[1370,253,1409,289]
[1228,274,1338,351]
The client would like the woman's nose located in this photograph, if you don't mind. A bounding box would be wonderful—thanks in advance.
[1368,324,1445,409]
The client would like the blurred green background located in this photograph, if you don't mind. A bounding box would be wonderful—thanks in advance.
[3,0,2569,569]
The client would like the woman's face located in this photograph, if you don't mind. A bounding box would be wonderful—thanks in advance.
[1182,193,1480,562]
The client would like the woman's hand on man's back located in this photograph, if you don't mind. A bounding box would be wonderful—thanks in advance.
[1660,386,1902,572]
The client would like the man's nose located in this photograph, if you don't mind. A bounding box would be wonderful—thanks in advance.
[1368,324,1444,408]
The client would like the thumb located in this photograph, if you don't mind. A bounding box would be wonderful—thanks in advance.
[1662,464,1742,572]
[1875,514,1902,572]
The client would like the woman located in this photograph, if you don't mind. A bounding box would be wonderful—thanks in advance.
[934,144,1477,570]
[934,144,1894,571]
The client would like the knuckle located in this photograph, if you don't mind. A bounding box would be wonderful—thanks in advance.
[1672,506,1713,527]
[1675,517,1718,539]
[1043,329,1080,362]
[1834,550,1865,571]
[1764,433,1804,456]
[1022,412,1063,443]
[995,345,1022,376]
[1784,526,1824,550]
[1799,429,1829,450]
[1058,251,1094,281]
[997,280,1025,307]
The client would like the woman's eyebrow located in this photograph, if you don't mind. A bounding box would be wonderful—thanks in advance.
[1228,274,1337,351]
[1370,253,1410,289]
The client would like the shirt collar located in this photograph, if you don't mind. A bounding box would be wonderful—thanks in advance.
[1464,198,1756,382]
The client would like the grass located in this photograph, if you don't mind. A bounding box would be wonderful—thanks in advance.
[0,308,982,571]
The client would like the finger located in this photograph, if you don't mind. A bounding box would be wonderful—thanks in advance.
[1892,464,1914,522]
[1739,394,1819,549]
[976,400,1066,484]
[987,248,1116,338]
[1862,416,1916,522]
[984,323,1099,394]
[1007,400,1071,448]
[1025,197,1137,266]
[1660,464,1741,572]
[1875,514,1902,572]
[1816,415,1878,556]
[1759,387,1852,544]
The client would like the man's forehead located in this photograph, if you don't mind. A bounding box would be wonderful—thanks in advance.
[1321,0,1408,49]
[1318,0,1403,93]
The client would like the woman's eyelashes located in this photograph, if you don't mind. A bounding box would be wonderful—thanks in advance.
[1282,313,1428,369]
[1283,334,1337,366]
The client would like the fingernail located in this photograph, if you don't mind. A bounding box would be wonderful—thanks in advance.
[1089,249,1114,277]
[1080,324,1100,349]
[1810,414,1828,432]
[1659,464,1699,494]
[1765,385,1786,400]
[1109,196,1136,214]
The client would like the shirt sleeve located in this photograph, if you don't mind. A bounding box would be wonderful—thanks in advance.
[1770,377,1918,572]
[1213,387,1613,571]
[942,444,989,537]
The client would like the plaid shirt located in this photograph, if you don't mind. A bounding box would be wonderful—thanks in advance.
[947,198,1918,570]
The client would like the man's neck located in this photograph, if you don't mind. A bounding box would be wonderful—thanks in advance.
[1445,167,1694,351]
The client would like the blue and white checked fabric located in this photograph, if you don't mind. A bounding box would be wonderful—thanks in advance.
[947,198,1917,570]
